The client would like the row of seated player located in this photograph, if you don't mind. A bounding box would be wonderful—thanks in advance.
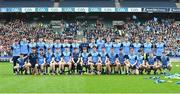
[13,46,172,75]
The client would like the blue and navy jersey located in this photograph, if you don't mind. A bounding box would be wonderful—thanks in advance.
[62,43,71,52]
[28,42,36,53]
[127,54,137,65]
[11,43,20,56]
[45,52,54,64]
[71,43,80,53]
[99,52,108,64]
[90,51,99,63]
[54,52,62,62]
[20,41,29,54]
[72,52,80,62]
[96,39,105,52]
[37,42,45,53]
[105,42,113,53]
[28,53,38,64]
[132,43,142,55]
[147,56,156,65]
[89,43,97,52]
[38,54,45,65]
[117,53,125,64]
[17,58,25,67]
[113,43,121,54]
[79,43,89,52]
[155,42,165,56]
[63,51,71,63]
[54,43,62,52]
[45,43,54,53]
[108,52,117,64]
[122,41,131,55]
[161,56,169,65]
[143,42,152,54]
[137,55,144,65]
[81,52,89,63]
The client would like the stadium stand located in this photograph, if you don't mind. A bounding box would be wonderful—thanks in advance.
[0,0,54,7]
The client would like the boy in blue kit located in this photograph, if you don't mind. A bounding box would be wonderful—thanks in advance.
[122,36,131,60]
[54,39,62,53]
[14,53,29,75]
[71,47,81,74]
[37,38,45,53]
[45,48,54,74]
[28,38,36,54]
[89,38,97,53]
[147,52,157,75]
[61,46,72,74]
[108,47,117,74]
[155,36,165,62]
[20,37,29,56]
[96,35,105,53]
[11,39,21,73]
[136,50,145,75]
[105,37,113,53]
[81,47,89,73]
[38,49,46,74]
[117,48,126,74]
[28,47,38,75]
[127,48,138,74]
[161,51,172,73]
[71,39,80,53]
[99,46,108,74]
[45,39,54,53]
[113,37,121,54]
[90,46,101,74]
[132,37,142,55]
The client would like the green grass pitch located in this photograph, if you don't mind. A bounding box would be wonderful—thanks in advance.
[0,62,180,93]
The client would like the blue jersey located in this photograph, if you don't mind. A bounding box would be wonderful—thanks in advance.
[100,52,107,64]
[122,41,131,55]
[117,53,125,64]
[28,42,36,53]
[63,51,71,63]
[147,56,156,65]
[113,43,121,54]
[143,42,152,54]
[45,52,54,64]
[90,51,99,63]
[20,41,29,54]
[17,58,25,67]
[96,39,105,52]
[81,52,89,64]
[127,54,137,65]
[137,55,144,65]
[37,42,45,53]
[54,43,62,52]
[72,52,80,62]
[161,56,169,65]
[45,43,54,53]
[155,42,165,56]
[108,52,117,64]
[105,42,113,53]
[132,43,141,55]
[11,43,20,56]
[54,53,62,62]
[62,43,71,52]
[89,43,97,52]
[38,54,45,65]
[71,43,80,53]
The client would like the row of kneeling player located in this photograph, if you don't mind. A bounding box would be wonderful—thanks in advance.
[13,47,172,75]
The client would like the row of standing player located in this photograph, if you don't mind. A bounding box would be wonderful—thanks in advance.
[13,42,172,75]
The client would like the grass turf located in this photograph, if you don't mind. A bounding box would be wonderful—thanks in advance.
[0,62,180,93]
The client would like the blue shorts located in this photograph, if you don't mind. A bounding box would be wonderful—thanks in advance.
[156,56,161,61]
